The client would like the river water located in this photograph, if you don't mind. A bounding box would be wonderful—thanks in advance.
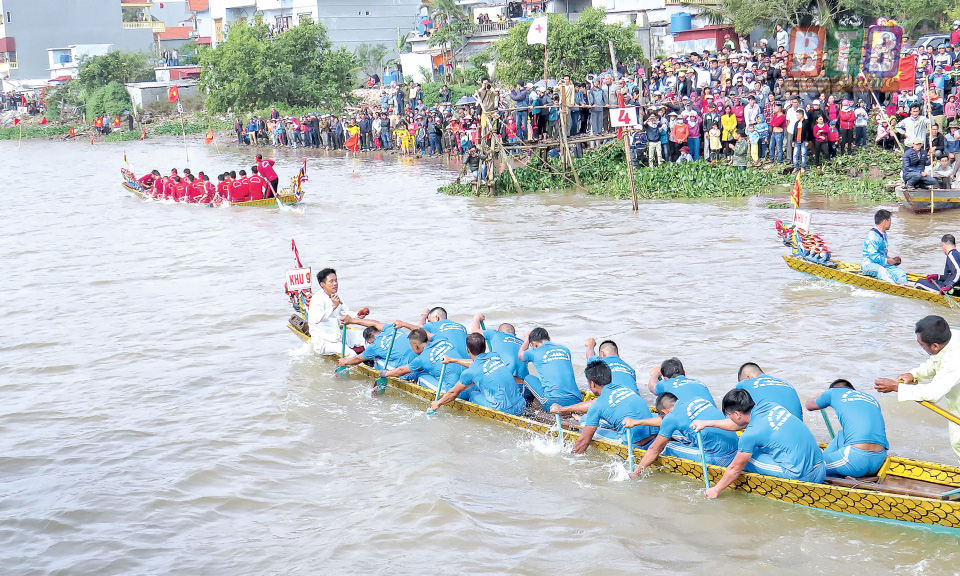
[3,137,959,575]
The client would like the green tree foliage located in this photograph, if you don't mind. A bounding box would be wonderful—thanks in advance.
[77,51,154,92]
[493,8,643,85]
[355,43,389,77]
[85,82,133,119]
[719,0,957,35]
[199,21,357,112]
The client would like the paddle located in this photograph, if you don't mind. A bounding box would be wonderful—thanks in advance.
[426,362,448,415]
[695,430,711,490]
[479,319,490,352]
[335,324,350,378]
[821,409,836,439]
[555,413,563,447]
[625,427,635,473]
[374,326,399,396]
[917,400,960,426]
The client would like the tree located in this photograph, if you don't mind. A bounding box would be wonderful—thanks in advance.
[718,0,956,35]
[199,21,357,112]
[77,51,154,92]
[420,0,467,26]
[355,42,389,77]
[493,8,643,85]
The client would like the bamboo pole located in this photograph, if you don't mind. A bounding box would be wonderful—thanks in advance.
[624,128,638,211]
[498,138,524,195]
[926,86,935,215]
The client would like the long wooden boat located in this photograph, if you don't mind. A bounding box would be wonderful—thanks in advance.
[120,162,307,207]
[287,320,960,531]
[897,185,960,214]
[782,255,960,309]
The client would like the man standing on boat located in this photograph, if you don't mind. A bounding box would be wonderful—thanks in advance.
[430,333,526,416]
[255,154,279,197]
[693,389,826,498]
[875,315,960,464]
[915,234,960,294]
[647,358,717,407]
[519,328,583,410]
[805,379,889,477]
[736,363,803,420]
[308,268,367,356]
[572,361,659,454]
[625,392,739,476]
[862,209,908,285]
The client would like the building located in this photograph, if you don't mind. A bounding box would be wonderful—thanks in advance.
[188,0,422,52]
[46,44,114,81]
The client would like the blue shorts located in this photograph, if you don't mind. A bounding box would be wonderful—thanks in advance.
[523,375,581,410]
[823,435,887,477]
[418,374,471,399]
[469,388,526,416]
[744,453,826,483]
[594,426,659,448]
[662,441,736,467]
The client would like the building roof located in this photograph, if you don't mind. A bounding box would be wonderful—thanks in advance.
[187,0,209,11]
[158,26,193,40]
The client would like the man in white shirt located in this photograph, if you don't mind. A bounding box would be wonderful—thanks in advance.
[308,267,368,356]
[784,98,799,164]
[876,315,960,463]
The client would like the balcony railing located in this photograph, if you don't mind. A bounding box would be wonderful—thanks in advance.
[120,1,154,7]
[664,0,721,5]
[473,21,516,34]
[123,21,166,32]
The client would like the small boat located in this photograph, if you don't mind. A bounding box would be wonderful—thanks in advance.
[286,317,960,531]
[897,185,960,214]
[120,161,307,207]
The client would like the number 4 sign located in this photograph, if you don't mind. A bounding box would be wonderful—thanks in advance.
[609,107,639,127]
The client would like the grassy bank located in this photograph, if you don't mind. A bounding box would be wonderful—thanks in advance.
[440,144,900,202]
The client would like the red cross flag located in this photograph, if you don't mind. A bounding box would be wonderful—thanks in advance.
[527,16,548,46]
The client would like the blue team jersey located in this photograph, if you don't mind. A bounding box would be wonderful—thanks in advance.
[521,341,581,400]
[659,397,739,455]
[483,329,528,379]
[408,338,464,390]
[815,388,889,448]
[736,375,803,420]
[422,319,469,358]
[738,401,824,478]
[587,355,638,394]
[362,326,417,368]
[862,227,888,266]
[459,352,525,414]
[654,376,716,407]
[581,384,652,436]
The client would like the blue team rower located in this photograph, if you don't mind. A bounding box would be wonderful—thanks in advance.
[519,328,583,410]
[473,313,527,380]
[805,379,889,477]
[430,333,527,415]
[693,389,826,498]
[647,357,717,407]
[572,360,659,453]
[861,209,908,285]
[394,306,469,358]
[337,316,417,374]
[736,362,804,420]
[624,392,739,477]
[549,338,638,418]
[915,234,960,293]
[380,328,466,396]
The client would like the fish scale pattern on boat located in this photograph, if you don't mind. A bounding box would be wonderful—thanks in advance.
[290,322,960,530]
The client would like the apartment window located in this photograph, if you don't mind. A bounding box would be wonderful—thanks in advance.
[6,12,11,23]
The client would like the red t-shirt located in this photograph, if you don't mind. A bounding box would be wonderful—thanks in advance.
[248,175,266,200]
[813,124,829,142]
[257,159,278,181]
[202,182,216,203]
[838,109,856,130]
[153,178,165,198]
[769,113,786,130]
[228,180,245,203]
[173,183,187,202]
[164,180,177,200]
[138,174,155,188]
[239,177,252,201]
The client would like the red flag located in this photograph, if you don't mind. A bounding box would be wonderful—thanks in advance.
[292,239,303,268]
[205,127,214,145]
[113,116,121,128]
[68,127,76,138]
[90,134,95,145]
[898,55,916,92]
[40,116,47,125]
[13,118,19,126]
[168,85,180,103]
[791,172,802,208]
[139,127,146,141]
[345,132,360,152]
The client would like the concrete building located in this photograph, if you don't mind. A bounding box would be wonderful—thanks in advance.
[46,44,113,81]
[0,0,156,81]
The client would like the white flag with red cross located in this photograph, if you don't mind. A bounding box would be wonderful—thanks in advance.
[527,16,548,45]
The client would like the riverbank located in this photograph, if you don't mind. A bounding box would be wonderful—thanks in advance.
[439,143,901,201]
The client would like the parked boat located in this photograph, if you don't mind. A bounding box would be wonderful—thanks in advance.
[897,185,960,214]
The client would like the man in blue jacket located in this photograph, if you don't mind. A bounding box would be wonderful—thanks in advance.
[902,139,937,188]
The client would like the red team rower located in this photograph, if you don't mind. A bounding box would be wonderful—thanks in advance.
[135,157,283,205]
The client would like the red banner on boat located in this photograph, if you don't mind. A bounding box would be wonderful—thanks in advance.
[168,85,180,103]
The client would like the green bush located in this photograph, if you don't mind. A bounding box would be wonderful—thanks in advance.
[86,82,133,119]
[419,82,479,106]
[0,125,69,140]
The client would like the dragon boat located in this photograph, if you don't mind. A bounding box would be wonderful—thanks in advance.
[120,160,307,207]
[285,309,960,531]
[897,185,960,214]
[776,220,960,309]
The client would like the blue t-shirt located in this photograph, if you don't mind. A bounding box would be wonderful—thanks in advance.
[659,397,738,456]
[581,384,654,439]
[815,388,889,448]
[408,338,464,391]
[736,375,803,421]
[362,326,417,368]
[654,376,716,407]
[738,401,824,478]
[521,341,581,400]
[422,319,469,358]
[459,352,525,413]
[587,355,638,394]
[483,329,528,379]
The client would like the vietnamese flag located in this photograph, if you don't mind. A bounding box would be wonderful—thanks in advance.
[205,127,214,145]
[139,127,147,141]
[168,85,180,103]
[345,132,360,152]
[13,118,19,126]
[40,116,47,125]
[91,134,95,145]
[898,55,916,92]
[791,172,802,208]
[68,127,76,138]
[113,115,121,128]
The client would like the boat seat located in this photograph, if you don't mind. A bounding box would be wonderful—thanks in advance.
[825,475,960,500]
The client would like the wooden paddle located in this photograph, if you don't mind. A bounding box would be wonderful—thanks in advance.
[695,430,711,490]
[821,409,836,439]
[374,326,399,395]
[917,400,960,426]
[425,362,448,415]
[335,324,350,378]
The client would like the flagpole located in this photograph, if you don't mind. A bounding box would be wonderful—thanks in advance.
[179,106,189,163]
[18,124,22,149]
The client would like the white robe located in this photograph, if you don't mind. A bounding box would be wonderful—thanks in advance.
[308,291,364,355]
